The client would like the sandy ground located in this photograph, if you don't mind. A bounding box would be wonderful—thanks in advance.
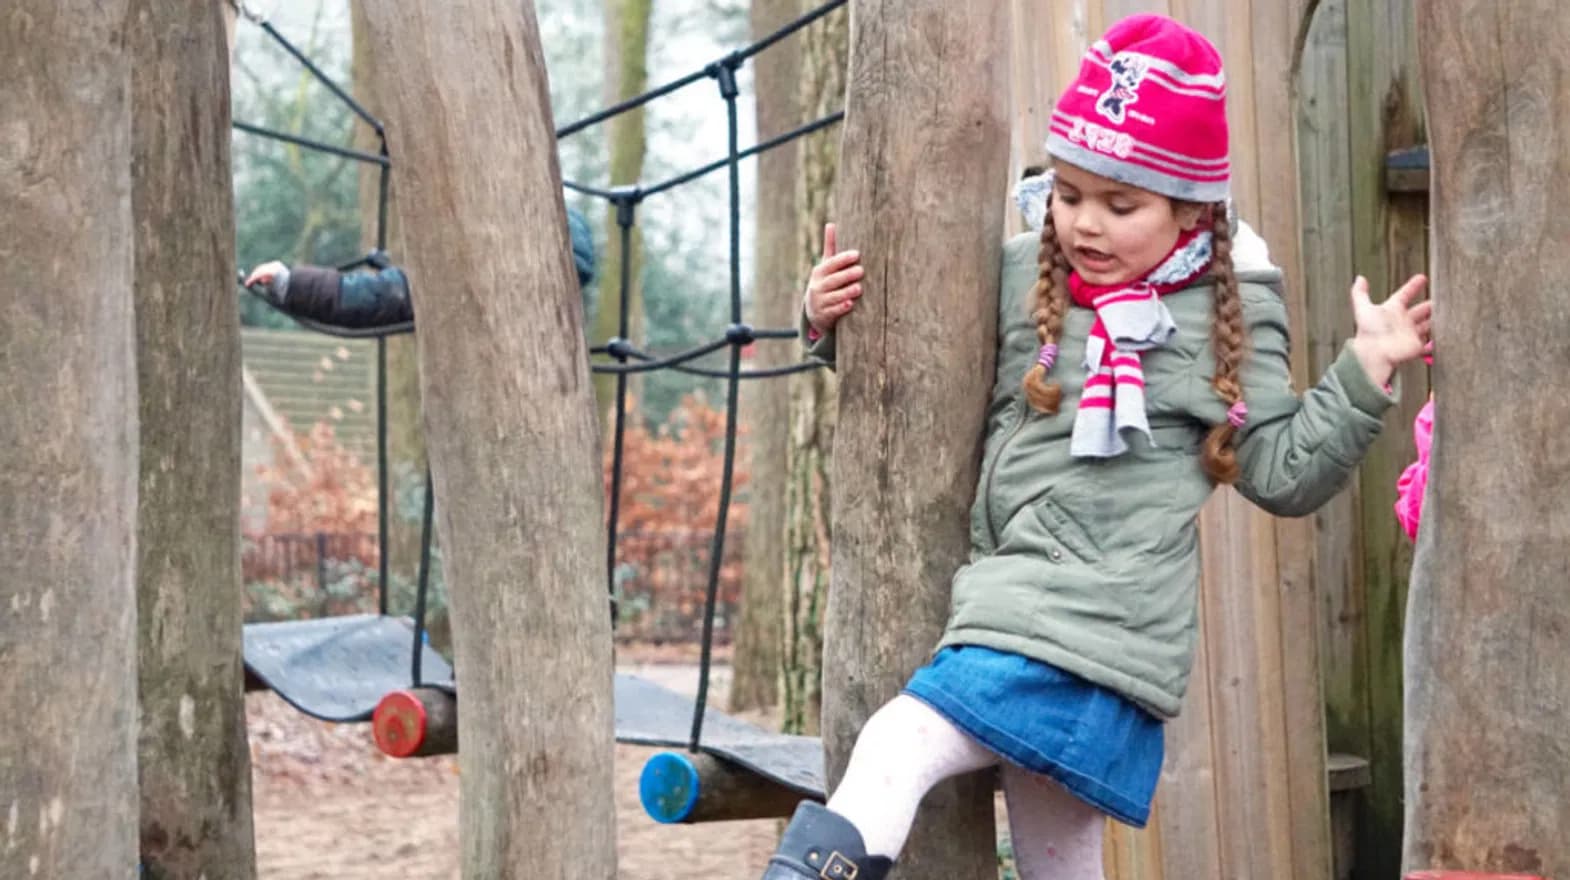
[249,660,784,879]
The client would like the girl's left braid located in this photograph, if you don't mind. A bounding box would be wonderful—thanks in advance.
[1201,203,1246,483]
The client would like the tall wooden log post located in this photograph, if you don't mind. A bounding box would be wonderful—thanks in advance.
[730,0,804,715]
[359,4,617,878]
[822,1,1012,876]
[129,0,258,875]
[0,1,140,875]
[1403,2,1570,877]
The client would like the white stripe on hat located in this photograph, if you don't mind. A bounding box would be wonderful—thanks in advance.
[1051,112,1228,174]
[1090,40,1227,93]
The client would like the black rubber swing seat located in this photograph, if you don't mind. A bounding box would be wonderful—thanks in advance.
[242,614,453,723]
[613,673,825,799]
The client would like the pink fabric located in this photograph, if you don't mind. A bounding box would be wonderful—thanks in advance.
[1048,14,1230,201]
[1394,398,1434,542]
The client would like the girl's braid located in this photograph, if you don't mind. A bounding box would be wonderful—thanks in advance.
[1201,203,1246,483]
[1022,206,1074,413]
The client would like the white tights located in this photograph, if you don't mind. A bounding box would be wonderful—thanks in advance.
[824,695,1105,880]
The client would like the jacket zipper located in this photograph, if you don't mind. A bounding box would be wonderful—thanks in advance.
[982,395,1032,549]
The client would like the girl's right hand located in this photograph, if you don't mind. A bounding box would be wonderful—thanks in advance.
[804,222,864,334]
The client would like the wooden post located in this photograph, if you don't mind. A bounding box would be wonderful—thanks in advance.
[1404,2,1570,876]
[129,0,257,874]
[374,688,458,759]
[358,4,617,877]
[638,752,809,824]
[782,0,848,739]
[730,0,804,715]
[0,1,140,875]
[824,0,1011,876]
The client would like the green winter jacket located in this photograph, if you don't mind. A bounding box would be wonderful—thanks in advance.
[805,228,1395,719]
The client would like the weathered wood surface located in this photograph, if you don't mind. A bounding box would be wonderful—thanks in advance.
[782,3,847,738]
[1404,2,1570,877]
[359,3,617,876]
[1296,1,1431,877]
[730,0,803,715]
[130,0,258,874]
[0,1,140,875]
[664,752,806,823]
[824,0,1012,876]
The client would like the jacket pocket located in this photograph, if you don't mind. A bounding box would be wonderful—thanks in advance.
[1031,496,1104,564]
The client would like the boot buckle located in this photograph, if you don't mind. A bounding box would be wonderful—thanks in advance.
[820,851,858,879]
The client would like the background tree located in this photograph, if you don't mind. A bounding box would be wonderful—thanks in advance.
[591,0,655,427]
[347,2,442,648]
[781,2,847,736]
[729,0,804,714]
[823,1,1011,877]
[1404,1,1570,875]
[131,0,258,874]
[359,2,617,875]
[0,1,140,874]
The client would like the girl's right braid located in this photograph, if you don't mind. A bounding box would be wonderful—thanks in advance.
[1022,210,1073,414]
[1201,203,1246,483]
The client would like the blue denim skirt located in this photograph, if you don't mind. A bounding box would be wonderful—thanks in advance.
[903,645,1164,827]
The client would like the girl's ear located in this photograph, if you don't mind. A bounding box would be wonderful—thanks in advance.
[1175,202,1207,231]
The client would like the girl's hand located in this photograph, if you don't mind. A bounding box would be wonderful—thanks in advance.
[804,223,864,334]
[1348,273,1431,388]
[243,260,288,289]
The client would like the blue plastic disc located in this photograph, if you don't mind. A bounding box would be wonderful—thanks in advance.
[639,751,701,824]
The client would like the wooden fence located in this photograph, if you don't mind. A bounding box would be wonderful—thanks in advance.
[1006,2,1430,878]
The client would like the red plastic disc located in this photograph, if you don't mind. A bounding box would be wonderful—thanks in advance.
[373,690,428,758]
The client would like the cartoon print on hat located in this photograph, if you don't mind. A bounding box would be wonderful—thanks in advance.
[1096,54,1149,125]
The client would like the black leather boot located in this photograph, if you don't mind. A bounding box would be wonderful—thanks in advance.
[761,802,893,879]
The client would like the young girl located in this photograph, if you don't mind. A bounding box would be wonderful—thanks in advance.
[768,15,1430,880]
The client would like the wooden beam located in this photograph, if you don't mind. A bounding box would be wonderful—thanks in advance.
[638,752,811,824]
[373,688,458,759]
[1405,1,1570,876]
[825,0,1012,875]
[130,0,257,872]
[358,4,617,876]
[1385,146,1431,194]
[0,1,139,874]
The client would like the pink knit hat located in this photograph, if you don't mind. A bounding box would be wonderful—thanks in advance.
[1046,15,1230,203]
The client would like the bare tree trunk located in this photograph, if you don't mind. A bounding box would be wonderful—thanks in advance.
[781,0,847,738]
[591,0,653,428]
[358,4,617,878]
[1403,2,1570,876]
[349,2,439,648]
[129,0,257,875]
[0,2,140,875]
[730,0,804,715]
[823,2,1010,877]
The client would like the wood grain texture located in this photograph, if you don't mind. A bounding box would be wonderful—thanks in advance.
[130,0,258,875]
[359,4,617,876]
[1405,2,1570,876]
[0,1,139,875]
[730,0,804,715]
[824,0,1013,875]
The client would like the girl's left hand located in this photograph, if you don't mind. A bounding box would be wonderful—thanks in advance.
[1348,273,1431,388]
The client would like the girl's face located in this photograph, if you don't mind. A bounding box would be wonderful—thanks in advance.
[1050,162,1203,286]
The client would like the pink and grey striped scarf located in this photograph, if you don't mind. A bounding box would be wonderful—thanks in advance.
[1066,228,1212,457]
